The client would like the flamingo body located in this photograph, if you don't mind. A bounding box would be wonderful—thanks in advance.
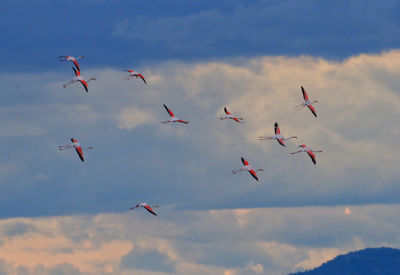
[291,144,322,165]
[130,202,158,216]
[63,67,96,93]
[295,86,318,117]
[259,122,297,147]
[162,104,189,124]
[58,138,93,162]
[58,55,83,70]
[220,107,244,123]
[123,70,146,84]
[232,157,263,181]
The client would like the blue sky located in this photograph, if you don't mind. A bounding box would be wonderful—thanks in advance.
[2,0,400,71]
[2,1,400,274]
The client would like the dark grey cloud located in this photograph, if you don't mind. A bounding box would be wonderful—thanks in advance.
[121,247,175,273]
[2,0,400,71]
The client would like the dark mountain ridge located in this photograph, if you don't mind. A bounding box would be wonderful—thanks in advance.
[290,247,400,275]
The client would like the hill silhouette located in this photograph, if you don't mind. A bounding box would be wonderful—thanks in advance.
[290,247,400,275]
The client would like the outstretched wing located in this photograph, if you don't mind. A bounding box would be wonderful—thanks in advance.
[138,74,146,84]
[301,86,309,101]
[144,205,157,216]
[277,138,285,147]
[307,151,316,165]
[224,107,231,115]
[72,60,80,70]
[72,67,80,77]
[163,104,174,117]
[248,169,259,181]
[241,157,249,166]
[79,80,88,92]
[307,105,317,117]
[274,122,280,135]
[74,146,84,162]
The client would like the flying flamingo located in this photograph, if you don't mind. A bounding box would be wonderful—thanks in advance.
[58,55,84,70]
[130,202,159,216]
[162,104,189,124]
[220,107,244,123]
[123,70,146,84]
[58,138,93,162]
[291,144,322,165]
[259,122,297,147]
[232,157,264,181]
[63,67,96,92]
[295,86,318,117]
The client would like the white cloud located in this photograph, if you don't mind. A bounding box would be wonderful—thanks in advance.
[117,107,155,130]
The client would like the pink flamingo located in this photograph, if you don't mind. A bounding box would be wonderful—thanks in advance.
[291,144,322,165]
[130,202,159,216]
[123,70,146,84]
[162,104,189,124]
[58,55,84,70]
[232,157,264,181]
[63,67,96,92]
[220,107,244,123]
[295,86,318,117]
[259,122,297,147]
[58,138,93,162]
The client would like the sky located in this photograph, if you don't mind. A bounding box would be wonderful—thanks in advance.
[1,0,400,274]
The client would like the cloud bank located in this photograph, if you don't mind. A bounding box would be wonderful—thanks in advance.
[0,205,398,274]
[1,51,400,217]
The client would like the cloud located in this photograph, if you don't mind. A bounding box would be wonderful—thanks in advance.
[120,247,175,273]
[112,0,400,60]
[117,107,155,130]
[2,50,400,217]
[0,205,398,274]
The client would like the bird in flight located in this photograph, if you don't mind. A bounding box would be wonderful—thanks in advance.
[63,67,96,92]
[220,107,244,123]
[259,122,297,147]
[58,55,84,71]
[295,86,318,117]
[58,138,93,162]
[123,70,146,84]
[232,157,264,181]
[162,104,189,124]
[291,144,322,165]
[130,202,159,216]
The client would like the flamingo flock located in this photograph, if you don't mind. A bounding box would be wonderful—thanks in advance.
[56,54,323,216]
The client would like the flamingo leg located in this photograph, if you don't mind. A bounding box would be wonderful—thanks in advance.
[259,136,273,140]
[63,80,76,88]
[232,168,245,174]
[283,136,298,141]
[291,151,302,154]
[58,145,73,150]
[296,105,307,110]
[124,75,134,81]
